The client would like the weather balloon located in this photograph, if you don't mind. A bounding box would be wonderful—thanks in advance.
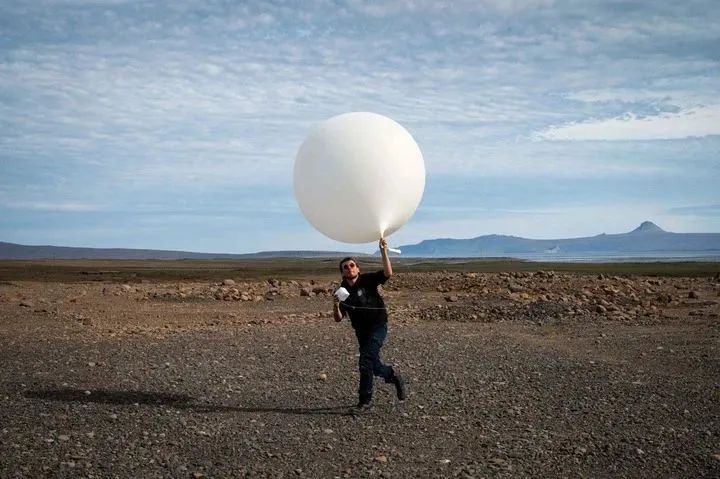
[294,112,425,244]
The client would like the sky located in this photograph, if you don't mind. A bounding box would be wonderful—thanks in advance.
[1,0,719,254]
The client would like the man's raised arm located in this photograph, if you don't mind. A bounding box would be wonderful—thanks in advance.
[379,238,393,279]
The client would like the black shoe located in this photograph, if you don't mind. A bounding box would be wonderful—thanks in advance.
[351,401,373,415]
[393,375,406,401]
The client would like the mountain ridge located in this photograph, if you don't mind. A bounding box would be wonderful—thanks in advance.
[395,222,720,257]
[0,242,367,260]
[2,222,719,260]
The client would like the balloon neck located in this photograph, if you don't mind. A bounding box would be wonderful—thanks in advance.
[378,222,388,239]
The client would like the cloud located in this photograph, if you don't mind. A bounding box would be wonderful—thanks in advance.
[0,201,103,212]
[345,0,556,16]
[535,105,720,141]
[666,204,720,217]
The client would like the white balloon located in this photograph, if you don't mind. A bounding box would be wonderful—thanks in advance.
[294,112,425,244]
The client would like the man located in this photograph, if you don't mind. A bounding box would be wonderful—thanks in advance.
[333,238,406,413]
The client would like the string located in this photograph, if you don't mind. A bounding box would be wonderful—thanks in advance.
[339,302,387,311]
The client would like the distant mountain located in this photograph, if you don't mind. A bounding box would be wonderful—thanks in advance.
[396,222,720,258]
[0,242,364,260]
[3,222,719,260]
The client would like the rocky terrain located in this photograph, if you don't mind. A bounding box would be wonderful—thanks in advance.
[1,265,719,477]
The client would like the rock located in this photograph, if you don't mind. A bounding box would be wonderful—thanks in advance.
[688,291,700,299]
[508,283,525,293]
[19,301,33,308]
[318,373,327,381]
[374,455,388,463]
[300,288,312,297]
[222,279,236,286]
[444,295,458,302]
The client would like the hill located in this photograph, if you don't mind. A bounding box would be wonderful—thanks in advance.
[396,222,720,258]
[0,242,364,260]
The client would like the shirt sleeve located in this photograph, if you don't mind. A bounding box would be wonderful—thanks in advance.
[370,270,388,285]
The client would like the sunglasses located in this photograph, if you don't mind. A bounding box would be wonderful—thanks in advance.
[342,263,357,270]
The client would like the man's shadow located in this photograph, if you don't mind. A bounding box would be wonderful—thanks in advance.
[25,388,354,416]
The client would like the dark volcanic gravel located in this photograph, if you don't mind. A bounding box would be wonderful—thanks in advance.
[1,271,719,478]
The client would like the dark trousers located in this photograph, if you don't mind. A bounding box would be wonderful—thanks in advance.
[355,321,395,403]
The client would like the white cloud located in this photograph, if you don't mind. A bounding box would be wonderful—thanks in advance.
[1,201,103,212]
[535,105,720,141]
[345,0,556,16]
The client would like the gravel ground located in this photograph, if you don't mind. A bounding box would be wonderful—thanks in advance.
[1,271,719,478]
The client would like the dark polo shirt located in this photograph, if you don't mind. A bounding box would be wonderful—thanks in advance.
[339,270,389,330]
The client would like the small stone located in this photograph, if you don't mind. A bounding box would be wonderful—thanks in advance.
[222,279,236,286]
[58,435,70,441]
[374,455,388,463]
[688,291,700,299]
[318,373,327,381]
[508,283,525,293]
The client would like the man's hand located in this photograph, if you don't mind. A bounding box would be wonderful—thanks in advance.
[379,237,393,278]
[333,296,343,322]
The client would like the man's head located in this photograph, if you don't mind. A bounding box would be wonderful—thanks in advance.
[339,256,360,280]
